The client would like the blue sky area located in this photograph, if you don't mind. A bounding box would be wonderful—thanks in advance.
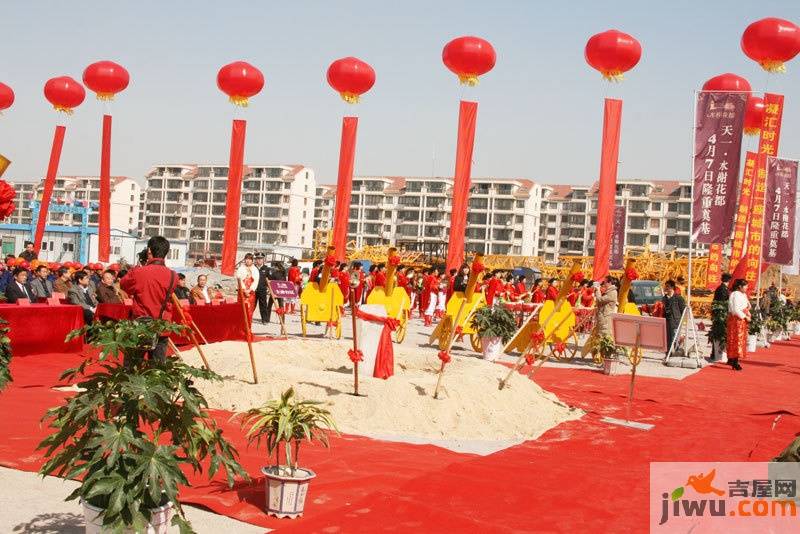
[1,0,798,185]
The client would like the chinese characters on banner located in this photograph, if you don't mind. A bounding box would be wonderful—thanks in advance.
[743,93,784,286]
[728,152,758,271]
[762,157,798,265]
[706,243,723,290]
[610,205,626,270]
[692,92,747,243]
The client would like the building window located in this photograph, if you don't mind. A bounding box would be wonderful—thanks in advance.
[63,243,74,252]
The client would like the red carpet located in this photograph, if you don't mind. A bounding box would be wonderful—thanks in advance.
[1,338,798,532]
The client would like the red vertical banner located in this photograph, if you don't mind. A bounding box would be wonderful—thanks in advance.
[98,114,112,262]
[220,119,247,276]
[33,125,66,253]
[743,153,768,287]
[758,93,783,157]
[706,243,722,290]
[592,98,622,281]
[729,151,758,271]
[332,116,358,262]
[446,100,477,271]
[762,157,798,265]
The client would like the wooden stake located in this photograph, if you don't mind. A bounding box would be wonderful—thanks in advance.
[349,290,362,396]
[433,298,467,399]
[170,294,211,371]
[237,279,258,384]
[167,338,182,357]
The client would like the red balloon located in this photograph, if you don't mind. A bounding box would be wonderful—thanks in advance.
[83,61,130,100]
[585,29,642,81]
[0,83,14,112]
[442,36,496,86]
[744,96,765,136]
[702,73,751,93]
[44,76,86,113]
[327,57,376,104]
[741,17,800,72]
[217,61,264,107]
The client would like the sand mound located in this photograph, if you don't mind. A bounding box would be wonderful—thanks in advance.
[181,338,581,443]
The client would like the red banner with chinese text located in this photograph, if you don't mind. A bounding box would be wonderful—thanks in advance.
[728,152,758,271]
[762,157,798,266]
[706,243,722,290]
[758,94,783,158]
[743,153,768,287]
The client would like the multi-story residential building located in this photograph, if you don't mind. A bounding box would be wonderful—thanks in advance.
[335,176,544,257]
[538,179,702,263]
[6,176,141,235]
[313,184,336,231]
[142,164,316,261]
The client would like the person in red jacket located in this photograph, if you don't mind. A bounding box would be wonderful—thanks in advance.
[514,275,529,301]
[423,267,440,326]
[446,268,457,302]
[374,263,387,289]
[119,236,177,361]
[580,280,595,308]
[567,284,580,306]
[485,271,505,307]
[546,278,559,301]
[337,262,351,304]
[351,262,365,304]
[531,278,545,303]
[287,259,302,313]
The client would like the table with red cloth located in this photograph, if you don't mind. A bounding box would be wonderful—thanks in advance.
[170,302,248,344]
[0,303,84,356]
[95,303,133,322]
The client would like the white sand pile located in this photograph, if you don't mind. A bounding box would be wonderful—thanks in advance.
[181,338,582,442]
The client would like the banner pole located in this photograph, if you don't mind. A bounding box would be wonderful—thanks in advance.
[686,90,698,340]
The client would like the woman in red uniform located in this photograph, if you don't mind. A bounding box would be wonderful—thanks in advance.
[287,259,302,313]
[531,278,545,303]
[580,280,595,308]
[545,278,559,301]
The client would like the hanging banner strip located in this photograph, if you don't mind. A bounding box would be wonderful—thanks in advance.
[729,151,758,271]
[762,157,798,266]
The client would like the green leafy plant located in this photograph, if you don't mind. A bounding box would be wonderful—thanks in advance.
[748,308,763,335]
[595,335,619,360]
[707,300,727,345]
[38,319,248,533]
[0,318,11,391]
[470,306,517,343]
[239,387,338,477]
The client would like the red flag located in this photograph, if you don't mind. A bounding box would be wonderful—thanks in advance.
[446,100,477,271]
[332,117,358,262]
[98,114,112,262]
[592,98,622,280]
[34,125,66,253]
[220,119,246,276]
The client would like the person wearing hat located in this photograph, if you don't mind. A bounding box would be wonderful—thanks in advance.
[252,253,271,323]
[19,241,37,263]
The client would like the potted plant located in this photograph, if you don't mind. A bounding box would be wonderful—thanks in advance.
[748,309,762,352]
[792,305,800,335]
[707,300,727,362]
[239,387,338,519]
[470,306,517,361]
[0,318,11,392]
[596,334,624,375]
[38,319,248,533]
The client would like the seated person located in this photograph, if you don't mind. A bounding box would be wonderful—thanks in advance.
[174,273,194,304]
[95,270,122,304]
[53,267,72,295]
[4,267,35,303]
[67,271,98,324]
[30,264,54,300]
[190,274,213,304]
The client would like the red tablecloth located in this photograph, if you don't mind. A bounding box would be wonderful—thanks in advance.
[0,304,84,356]
[95,303,132,322]
[171,302,248,344]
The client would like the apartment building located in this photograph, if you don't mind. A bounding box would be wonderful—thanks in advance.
[538,179,702,263]
[6,176,141,235]
[313,184,336,231]
[337,176,544,257]
[142,164,316,261]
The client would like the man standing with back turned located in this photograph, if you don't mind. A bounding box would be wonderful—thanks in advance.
[120,236,177,361]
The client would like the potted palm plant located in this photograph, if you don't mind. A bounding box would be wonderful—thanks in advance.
[38,319,248,533]
[239,387,337,519]
[0,318,11,391]
[470,306,517,361]
[596,335,624,375]
[707,300,727,362]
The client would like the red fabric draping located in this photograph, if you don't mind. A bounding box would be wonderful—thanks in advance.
[332,116,358,262]
[98,114,112,262]
[726,315,749,360]
[0,304,83,355]
[355,308,397,379]
[446,100,478,271]
[95,303,132,322]
[170,303,248,344]
[592,98,622,281]
[34,125,66,253]
[221,119,247,276]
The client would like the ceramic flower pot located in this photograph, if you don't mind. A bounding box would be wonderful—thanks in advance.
[262,466,316,519]
[83,500,173,534]
[747,334,757,353]
[481,336,503,361]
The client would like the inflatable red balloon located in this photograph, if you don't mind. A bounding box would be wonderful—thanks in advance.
[743,96,765,136]
[217,61,264,107]
[327,57,376,104]
[702,73,751,93]
[741,17,800,73]
[0,83,14,112]
[585,29,642,81]
[83,61,130,100]
[44,76,86,114]
[442,36,496,86]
